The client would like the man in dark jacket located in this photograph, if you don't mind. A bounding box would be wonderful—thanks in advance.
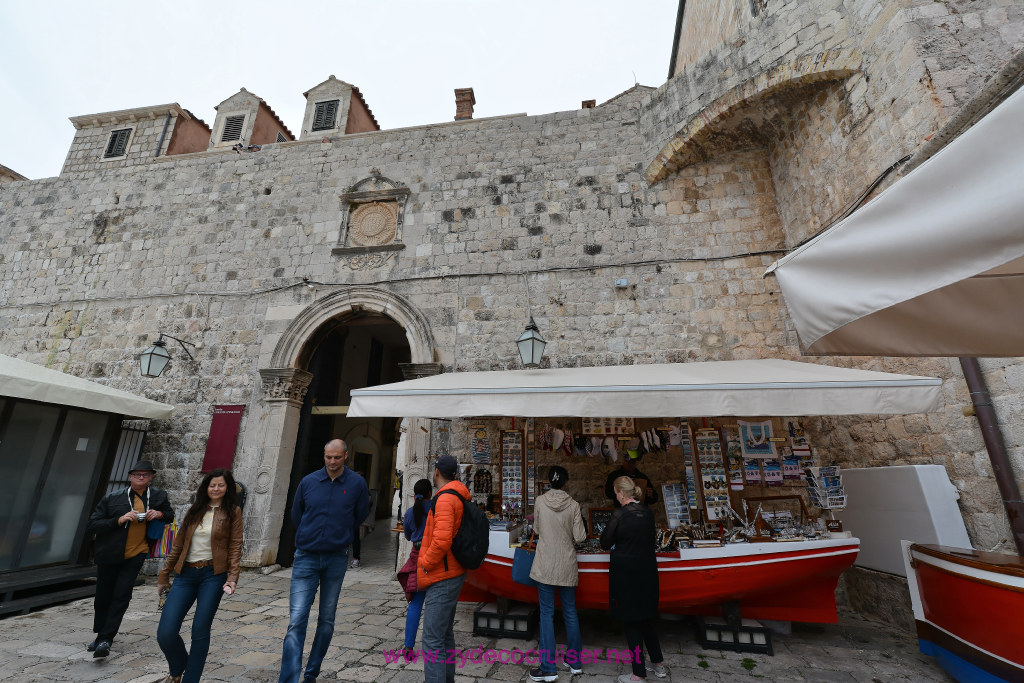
[85,459,174,658]
[604,454,659,508]
[279,439,369,683]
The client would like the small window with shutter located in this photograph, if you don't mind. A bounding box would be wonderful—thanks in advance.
[104,129,132,158]
[311,100,339,132]
[221,115,245,142]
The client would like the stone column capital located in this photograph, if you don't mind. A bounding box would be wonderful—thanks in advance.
[259,367,313,404]
[398,362,444,380]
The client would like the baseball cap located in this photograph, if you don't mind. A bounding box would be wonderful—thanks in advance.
[434,455,459,478]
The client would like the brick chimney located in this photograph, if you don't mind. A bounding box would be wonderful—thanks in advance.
[454,88,476,120]
[582,99,596,109]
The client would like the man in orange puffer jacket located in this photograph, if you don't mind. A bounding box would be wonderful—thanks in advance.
[417,455,471,683]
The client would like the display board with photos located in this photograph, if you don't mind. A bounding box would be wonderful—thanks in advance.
[694,428,729,521]
[525,419,536,507]
[588,507,615,539]
[500,430,525,516]
[662,481,690,528]
[722,427,745,491]
[581,417,635,435]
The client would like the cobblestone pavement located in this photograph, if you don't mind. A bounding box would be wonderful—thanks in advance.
[0,523,952,683]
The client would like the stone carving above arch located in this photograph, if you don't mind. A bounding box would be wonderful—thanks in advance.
[646,49,862,185]
[269,286,435,369]
[334,170,410,262]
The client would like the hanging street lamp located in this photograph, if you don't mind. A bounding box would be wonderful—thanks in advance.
[139,333,196,377]
[516,316,547,368]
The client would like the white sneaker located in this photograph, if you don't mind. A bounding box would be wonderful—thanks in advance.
[350,559,361,569]
[648,662,668,678]
[564,661,583,675]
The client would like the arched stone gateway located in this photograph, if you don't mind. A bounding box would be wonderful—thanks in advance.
[238,287,438,566]
[270,286,435,368]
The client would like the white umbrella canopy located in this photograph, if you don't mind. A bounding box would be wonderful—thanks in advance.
[348,359,942,418]
[0,353,174,419]
[766,85,1024,357]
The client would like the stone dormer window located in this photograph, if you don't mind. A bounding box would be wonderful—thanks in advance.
[103,128,133,158]
[311,100,339,132]
[333,171,410,268]
[220,115,246,142]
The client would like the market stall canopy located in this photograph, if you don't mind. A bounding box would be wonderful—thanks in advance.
[348,359,941,418]
[0,353,174,419]
[765,84,1024,357]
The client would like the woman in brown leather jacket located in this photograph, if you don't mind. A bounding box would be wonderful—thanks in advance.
[157,468,243,683]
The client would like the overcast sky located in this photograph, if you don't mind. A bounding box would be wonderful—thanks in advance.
[0,1,677,180]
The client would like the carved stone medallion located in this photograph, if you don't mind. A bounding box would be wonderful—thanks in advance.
[348,202,397,247]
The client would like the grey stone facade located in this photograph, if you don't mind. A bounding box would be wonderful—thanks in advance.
[1,1,1022,595]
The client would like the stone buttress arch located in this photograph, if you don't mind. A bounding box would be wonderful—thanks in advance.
[646,49,862,185]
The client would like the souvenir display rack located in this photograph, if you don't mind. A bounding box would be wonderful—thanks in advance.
[500,429,525,518]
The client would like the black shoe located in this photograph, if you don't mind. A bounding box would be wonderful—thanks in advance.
[93,640,111,658]
[529,669,558,682]
[86,638,99,652]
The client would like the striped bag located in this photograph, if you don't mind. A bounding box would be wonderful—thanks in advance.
[148,521,177,558]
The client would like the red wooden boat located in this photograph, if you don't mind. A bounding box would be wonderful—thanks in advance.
[460,531,859,623]
[904,542,1024,683]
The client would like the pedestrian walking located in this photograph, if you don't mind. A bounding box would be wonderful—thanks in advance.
[278,439,369,683]
[600,476,667,682]
[396,478,432,656]
[529,465,587,681]
[156,468,243,683]
[418,455,471,683]
[85,460,174,658]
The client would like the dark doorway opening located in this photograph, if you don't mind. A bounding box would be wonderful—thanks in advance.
[276,312,410,566]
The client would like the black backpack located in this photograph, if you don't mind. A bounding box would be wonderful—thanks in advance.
[433,489,490,570]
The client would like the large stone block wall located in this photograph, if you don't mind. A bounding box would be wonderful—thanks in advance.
[672,0,751,75]
[907,0,1024,114]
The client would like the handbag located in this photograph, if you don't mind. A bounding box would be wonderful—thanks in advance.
[148,521,177,558]
[511,530,538,587]
[146,519,166,542]
[397,546,420,600]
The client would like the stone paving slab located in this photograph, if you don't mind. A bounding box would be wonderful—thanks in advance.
[0,524,953,682]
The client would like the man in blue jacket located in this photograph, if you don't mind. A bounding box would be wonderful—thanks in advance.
[279,439,369,683]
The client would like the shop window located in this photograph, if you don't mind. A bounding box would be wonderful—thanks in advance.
[0,402,61,571]
[20,410,109,568]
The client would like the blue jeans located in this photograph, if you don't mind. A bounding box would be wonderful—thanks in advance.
[537,583,582,673]
[278,548,349,683]
[404,590,426,648]
[421,573,466,683]
[157,566,227,683]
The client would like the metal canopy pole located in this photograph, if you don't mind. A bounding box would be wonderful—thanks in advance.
[960,357,1024,555]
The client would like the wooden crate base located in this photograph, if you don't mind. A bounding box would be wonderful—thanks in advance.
[472,601,537,640]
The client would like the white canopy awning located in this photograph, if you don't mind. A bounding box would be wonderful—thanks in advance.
[348,359,941,418]
[0,354,174,419]
[766,84,1024,357]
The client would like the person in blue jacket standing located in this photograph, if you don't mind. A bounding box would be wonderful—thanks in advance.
[396,478,433,656]
[278,439,369,683]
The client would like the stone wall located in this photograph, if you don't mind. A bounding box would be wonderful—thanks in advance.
[672,0,751,75]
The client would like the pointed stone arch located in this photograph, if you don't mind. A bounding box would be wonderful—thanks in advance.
[270,286,435,369]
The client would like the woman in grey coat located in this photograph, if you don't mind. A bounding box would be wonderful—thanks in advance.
[528,466,587,682]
